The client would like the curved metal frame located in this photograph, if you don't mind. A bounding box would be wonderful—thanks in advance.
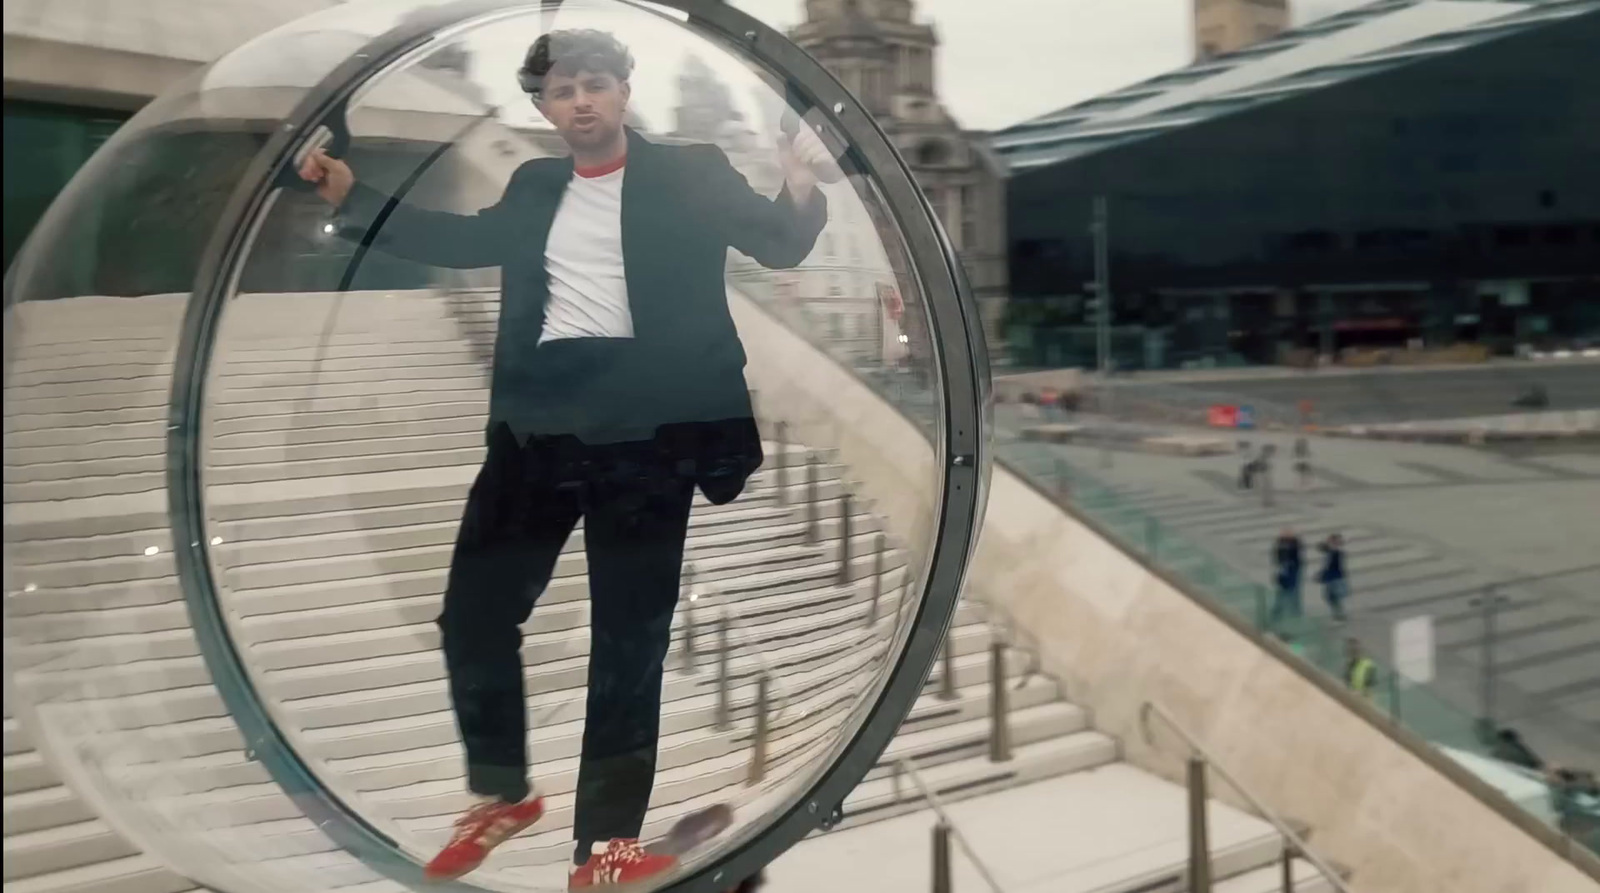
[165,1,988,890]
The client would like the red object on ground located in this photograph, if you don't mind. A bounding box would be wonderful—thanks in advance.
[569,838,677,889]
[425,796,546,880]
[1208,404,1239,428]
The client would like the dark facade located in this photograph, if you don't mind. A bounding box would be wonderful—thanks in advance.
[3,100,128,272]
[1005,14,1600,370]
[4,106,459,301]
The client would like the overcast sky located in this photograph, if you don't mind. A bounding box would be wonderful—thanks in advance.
[727,0,1376,130]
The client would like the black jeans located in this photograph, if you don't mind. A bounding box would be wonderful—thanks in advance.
[439,422,694,845]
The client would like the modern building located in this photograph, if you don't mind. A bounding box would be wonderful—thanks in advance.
[990,0,1600,371]
[789,0,1010,354]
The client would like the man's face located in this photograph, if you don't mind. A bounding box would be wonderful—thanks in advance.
[537,69,630,152]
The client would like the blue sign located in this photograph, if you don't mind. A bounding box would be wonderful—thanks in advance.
[1236,405,1256,429]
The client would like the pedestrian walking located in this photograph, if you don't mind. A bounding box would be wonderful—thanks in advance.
[1294,436,1313,493]
[1270,527,1304,630]
[1318,533,1349,622]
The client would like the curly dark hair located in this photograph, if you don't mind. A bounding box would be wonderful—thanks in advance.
[518,29,635,97]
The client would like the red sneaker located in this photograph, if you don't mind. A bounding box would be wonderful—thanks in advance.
[424,796,545,880]
[569,838,677,889]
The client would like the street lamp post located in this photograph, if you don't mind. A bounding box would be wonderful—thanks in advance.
[1469,587,1510,727]
[1091,195,1113,470]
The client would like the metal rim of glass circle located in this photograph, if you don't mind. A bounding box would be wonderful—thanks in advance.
[162,1,990,891]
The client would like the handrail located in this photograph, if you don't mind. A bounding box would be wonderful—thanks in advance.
[895,758,1010,893]
[1140,701,1352,893]
[719,607,793,723]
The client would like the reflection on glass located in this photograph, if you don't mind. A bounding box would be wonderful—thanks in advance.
[4,1,945,891]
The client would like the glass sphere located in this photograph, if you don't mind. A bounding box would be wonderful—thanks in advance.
[3,2,988,891]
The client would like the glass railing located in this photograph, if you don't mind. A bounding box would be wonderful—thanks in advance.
[990,423,1599,856]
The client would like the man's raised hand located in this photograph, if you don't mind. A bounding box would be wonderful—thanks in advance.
[779,123,834,202]
[298,148,354,206]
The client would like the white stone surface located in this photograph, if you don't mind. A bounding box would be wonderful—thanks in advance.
[768,765,1302,893]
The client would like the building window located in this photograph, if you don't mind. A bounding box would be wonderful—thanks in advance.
[917,140,949,166]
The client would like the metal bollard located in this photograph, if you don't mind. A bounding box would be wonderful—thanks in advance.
[938,626,958,701]
[893,573,914,634]
[682,565,699,674]
[775,421,789,506]
[989,640,1012,762]
[1280,840,1296,892]
[837,491,854,586]
[748,672,770,785]
[715,612,732,731]
[866,532,885,628]
[804,452,819,545]
[1187,756,1213,893]
[931,821,954,893]
[1470,586,1508,727]
[1388,668,1403,725]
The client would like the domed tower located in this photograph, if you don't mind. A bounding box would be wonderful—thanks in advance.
[790,0,1010,356]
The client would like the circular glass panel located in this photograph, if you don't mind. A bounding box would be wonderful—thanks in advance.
[3,2,987,891]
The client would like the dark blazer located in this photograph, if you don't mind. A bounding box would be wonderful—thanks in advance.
[334,128,828,503]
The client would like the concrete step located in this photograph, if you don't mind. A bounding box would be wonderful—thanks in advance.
[871,698,1090,779]
[771,764,1311,893]
[9,551,906,704]
[2,356,479,405]
[2,452,844,544]
[3,752,55,796]
[2,819,140,882]
[13,569,929,735]
[1214,859,1338,893]
[288,622,996,760]
[6,482,865,594]
[0,853,197,893]
[3,717,31,755]
[3,784,98,836]
[837,732,1120,830]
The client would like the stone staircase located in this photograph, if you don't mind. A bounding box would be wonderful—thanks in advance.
[4,288,1334,892]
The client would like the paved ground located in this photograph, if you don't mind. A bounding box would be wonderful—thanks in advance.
[1107,359,1600,427]
[1003,416,1600,771]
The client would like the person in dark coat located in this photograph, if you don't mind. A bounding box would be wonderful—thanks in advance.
[1318,532,1349,622]
[300,28,829,887]
[1271,527,1304,629]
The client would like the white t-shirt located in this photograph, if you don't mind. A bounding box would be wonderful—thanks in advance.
[539,163,632,344]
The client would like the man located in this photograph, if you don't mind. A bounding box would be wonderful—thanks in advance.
[1270,527,1303,632]
[1317,532,1348,622]
[299,29,830,888]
